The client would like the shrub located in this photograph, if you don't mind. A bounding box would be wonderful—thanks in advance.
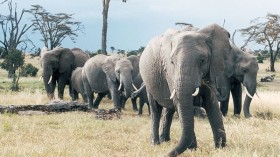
[20,63,39,77]
[257,54,264,63]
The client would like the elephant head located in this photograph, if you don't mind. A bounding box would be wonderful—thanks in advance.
[40,48,75,99]
[230,44,259,117]
[102,55,139,98]
[198,24,232,101]
[169,31,211,101]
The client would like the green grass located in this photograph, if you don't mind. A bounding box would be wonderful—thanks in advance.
[0,56,280,157]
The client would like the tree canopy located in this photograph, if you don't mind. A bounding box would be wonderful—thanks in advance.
[28,5,84,50]
[240,13,280,72]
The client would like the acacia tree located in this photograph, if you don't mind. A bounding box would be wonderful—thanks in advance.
[0,0,34,58]
[240,13,280,72]
[28,5,84,50]
[0,0,7,4]
[101,0,127,55]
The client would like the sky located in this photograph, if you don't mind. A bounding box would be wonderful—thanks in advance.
[1,0,280,52]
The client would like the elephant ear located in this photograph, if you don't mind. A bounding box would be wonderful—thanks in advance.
[127,55,140,79]
[102,55,120,82]
[198,24,232,86]
[56,48,75,73]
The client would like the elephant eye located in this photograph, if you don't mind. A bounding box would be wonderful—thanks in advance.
[242,68,247,73]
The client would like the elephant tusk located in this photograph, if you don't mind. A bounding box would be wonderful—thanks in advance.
[48,76,52,84]
[132,83,138,91]
[39,76,43,81]
[192,87,199,96]
[118,83,122,91]
[170,89,176,99]
[244,86,254,99]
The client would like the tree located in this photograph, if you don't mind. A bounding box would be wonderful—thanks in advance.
[28,5,84,50]
[0,48,24,91]
[101,0,127,55]
[0,0,7,4]
[240,13,280,72]
[0,0,34,58]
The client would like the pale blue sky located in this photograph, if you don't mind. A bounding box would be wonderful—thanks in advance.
[1,0,280,52]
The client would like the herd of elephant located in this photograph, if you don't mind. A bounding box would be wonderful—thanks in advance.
[39,23,258,157]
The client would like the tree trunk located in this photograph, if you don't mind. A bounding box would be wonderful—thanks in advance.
[270,53,276,72]
[101,0,110,55]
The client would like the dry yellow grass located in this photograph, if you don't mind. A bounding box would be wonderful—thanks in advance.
[0,57,280,157]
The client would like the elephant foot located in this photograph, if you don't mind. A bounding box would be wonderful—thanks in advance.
[215,136,226,148]
[160,135,170,142]
[150,136,160,145]
[233,114,241,118]
[244,114,252,118]
[167,144,197,157]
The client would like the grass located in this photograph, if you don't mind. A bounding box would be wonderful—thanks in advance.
[0,56,280,156]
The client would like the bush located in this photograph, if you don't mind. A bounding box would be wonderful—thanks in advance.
[257,54,264,63]
[20,63,39,77]
[0,48,24,78]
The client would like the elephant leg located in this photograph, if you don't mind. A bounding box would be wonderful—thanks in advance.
[131,97,138,112]
[93,93,107,109]
[120,94,128,110]
[83,78,94,108]
[82,94,88,103]
[108,79,122,110]
[201,85,226,148]
[220,92,230,117]
[148,92,163,145]
[160,108,175,142]
[231,82,242,115]
[57,78,67,99]
[71,89,78,101]
[138,97,145,115]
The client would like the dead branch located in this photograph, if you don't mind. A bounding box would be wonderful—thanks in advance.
[0,101,89,114]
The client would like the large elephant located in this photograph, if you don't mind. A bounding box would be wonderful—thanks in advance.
[82,54,139,109]
[140,24,231,156]
[40,47,89,100]
[71,67,87,102]
[220,43,259,118]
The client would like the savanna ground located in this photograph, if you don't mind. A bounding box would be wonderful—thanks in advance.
[0,55,280,157]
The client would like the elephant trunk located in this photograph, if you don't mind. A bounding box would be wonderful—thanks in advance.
[42,63,54,100]
[214,74,231,102]
[243,76,257,118]
[43,74,54,99]
[120,74,133,98]
[168,66,199,156]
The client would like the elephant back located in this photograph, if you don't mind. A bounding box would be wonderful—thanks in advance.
[72,48,90,68]
[82,54,108,92]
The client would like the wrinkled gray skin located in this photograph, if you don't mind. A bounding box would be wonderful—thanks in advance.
[40,47,89,100]
[220,43,259,118]
[140,24,231,156]
[71,67,87,102]
[121,74,150,115]
[82,54,139,109]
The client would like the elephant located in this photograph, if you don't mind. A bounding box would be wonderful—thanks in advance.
[82,54,139,110]
[139,24,231,156]
[70,67,87,102]
[40,47,89,100]
[219,43,259,118]
[121,74,150,115]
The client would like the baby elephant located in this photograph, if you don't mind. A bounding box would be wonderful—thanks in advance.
[71,67,87,102]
